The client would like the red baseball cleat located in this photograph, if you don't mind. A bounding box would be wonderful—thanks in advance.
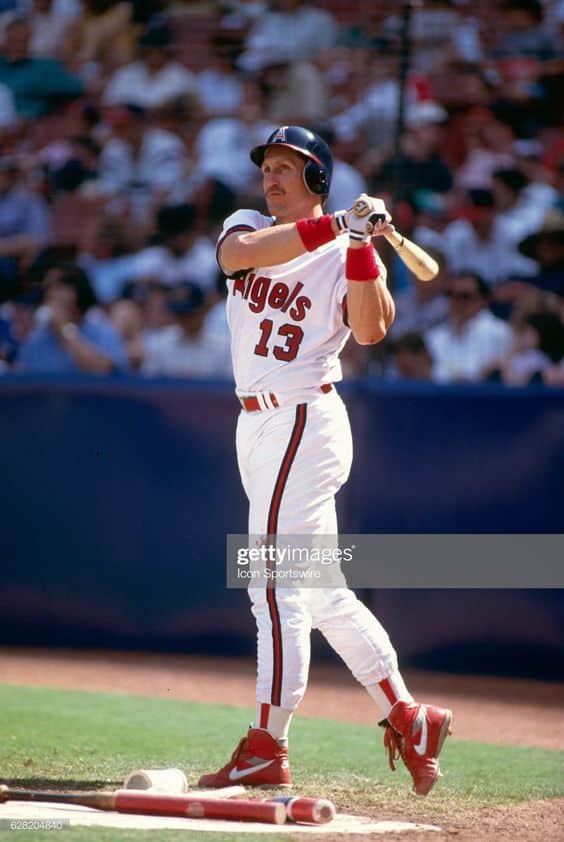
[198,728,291,789]
[382,701,453,796]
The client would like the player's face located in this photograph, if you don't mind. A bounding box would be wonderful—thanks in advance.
[261,148,314,222]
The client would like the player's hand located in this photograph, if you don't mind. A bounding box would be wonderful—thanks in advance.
[333,194,392,244]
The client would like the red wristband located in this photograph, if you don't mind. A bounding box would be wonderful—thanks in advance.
[296,215,336,252]
[346,245,380,282]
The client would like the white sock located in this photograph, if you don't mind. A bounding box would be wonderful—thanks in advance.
[255,702,293,741]
[365,669,414,720]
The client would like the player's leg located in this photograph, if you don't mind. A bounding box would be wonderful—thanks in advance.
[199,396,352,788]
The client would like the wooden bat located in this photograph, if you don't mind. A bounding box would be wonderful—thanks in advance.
[382,227,439,282]
[0,786,286,825]
[351,196,439,282]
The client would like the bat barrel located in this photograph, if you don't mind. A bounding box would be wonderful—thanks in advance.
[114,790,286,824]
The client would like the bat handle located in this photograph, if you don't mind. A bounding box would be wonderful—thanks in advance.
[383,227,405,249]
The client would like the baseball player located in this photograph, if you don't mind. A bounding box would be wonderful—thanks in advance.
[199,126,452,796]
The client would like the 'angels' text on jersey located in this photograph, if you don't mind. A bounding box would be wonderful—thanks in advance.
[217,209,385,396]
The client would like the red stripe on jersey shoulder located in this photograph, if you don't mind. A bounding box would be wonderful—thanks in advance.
[216,224,256,274]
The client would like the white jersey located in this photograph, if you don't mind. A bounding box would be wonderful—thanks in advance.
[217,209,385,396]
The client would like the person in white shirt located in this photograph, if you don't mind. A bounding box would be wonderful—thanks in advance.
[425,272,513,382]
[131,203,218,295]
[142,281,231,378]
[103,25,197,111]
[239,0,338,71]
[98,103,186,223]
[417,189,537,286]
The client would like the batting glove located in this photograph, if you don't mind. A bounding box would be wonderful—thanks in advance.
[334,194,391,244]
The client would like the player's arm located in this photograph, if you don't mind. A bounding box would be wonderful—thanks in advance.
[342,198,395,345]
[219,215,344,275]
[345,237,395,345]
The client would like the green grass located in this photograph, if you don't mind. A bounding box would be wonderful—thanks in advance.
[0,683,562,841]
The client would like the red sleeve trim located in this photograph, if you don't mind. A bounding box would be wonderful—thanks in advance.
[296,214,336,252]
[346,244,380,282]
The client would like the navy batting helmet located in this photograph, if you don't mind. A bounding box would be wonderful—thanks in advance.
[250,125,333,197]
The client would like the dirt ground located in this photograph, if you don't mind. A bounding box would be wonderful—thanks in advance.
[1,648,562,840]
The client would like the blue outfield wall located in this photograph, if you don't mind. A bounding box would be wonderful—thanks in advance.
[1,376,563,678]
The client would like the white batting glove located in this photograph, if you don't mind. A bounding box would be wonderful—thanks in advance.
[334,194,392,244]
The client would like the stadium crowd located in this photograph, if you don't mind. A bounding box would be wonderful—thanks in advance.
[0,0,563,385]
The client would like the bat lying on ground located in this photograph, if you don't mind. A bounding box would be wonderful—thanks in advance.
[0,785,337,826]
[0,786,286,825]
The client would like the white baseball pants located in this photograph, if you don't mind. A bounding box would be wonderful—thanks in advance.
[236,389,398,710]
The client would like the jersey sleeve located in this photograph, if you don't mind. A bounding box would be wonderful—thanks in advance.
[216,209,268,274]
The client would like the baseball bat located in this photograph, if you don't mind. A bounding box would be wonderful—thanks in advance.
[0,786,286,825]
[269,795,336,824]
[382,228,439,282]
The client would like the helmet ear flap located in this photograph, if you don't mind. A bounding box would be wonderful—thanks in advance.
[303,159,328,196]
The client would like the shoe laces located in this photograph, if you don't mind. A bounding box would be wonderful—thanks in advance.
[383,724,404,772]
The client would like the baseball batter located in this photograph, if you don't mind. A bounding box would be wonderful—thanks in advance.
[199,127,452,796]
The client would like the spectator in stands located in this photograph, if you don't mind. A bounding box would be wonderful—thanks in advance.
[388,249,449,340]
[369,101,453,204]
[28,0,72,59]
[0,16,83,119]
[197,32,246,118]
[77,213,139,303]
[454,114,515,191]
[425,271,513,382]
[239,0,338,71]
[388,332,433,382]
[131,203,218,294]
[98,103,186,224]
[256,49,329,124]
[0,156,52,302]
[332,51,420,148]
[399,0,462,72]
[516,209,564,297]
[103,24,197,111]
[484,309,564,386]
[16,262,127,373]
[64,0,137,78]
[191,80,273,201]
[316,125,368,214]
[419,188,537,286]
[492,167,556,242]
[493,0,556,61]
[0,286,39,370]
[142,281,231,378]
[108,297,145,371]
[0,81,17,131]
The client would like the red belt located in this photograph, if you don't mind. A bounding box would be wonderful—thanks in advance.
[240,383,333,412]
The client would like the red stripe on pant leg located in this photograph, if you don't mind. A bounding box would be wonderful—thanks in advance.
[259,703,270,729]
[265,404,307,707]
[379,678,398,706]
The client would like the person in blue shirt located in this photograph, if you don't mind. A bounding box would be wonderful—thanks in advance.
[16,263,128,374]
[0,16,83,119]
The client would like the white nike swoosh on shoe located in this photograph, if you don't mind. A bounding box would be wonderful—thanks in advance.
[413,710,428,757]
[228,759,275,781]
